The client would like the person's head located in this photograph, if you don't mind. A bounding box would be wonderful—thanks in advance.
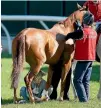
[34,70,46,85]
[83,12,94,26]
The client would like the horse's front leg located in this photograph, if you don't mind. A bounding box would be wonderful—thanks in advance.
[59,60,72,101]
[70,60,78,99]
[97,60,101,100]
[41,65,54,100]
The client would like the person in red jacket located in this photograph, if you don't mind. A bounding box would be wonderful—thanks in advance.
[73,14,97,102]
[83,0,101,100]
[83,0,101,62]
[83,0,101,22]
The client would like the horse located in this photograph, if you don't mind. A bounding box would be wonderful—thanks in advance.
[96,24,101,100]
[11,4,93,103]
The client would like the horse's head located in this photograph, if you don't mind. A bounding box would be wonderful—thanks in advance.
[63,3,94,31]
[73,4,94,29]
[63,4,94,41]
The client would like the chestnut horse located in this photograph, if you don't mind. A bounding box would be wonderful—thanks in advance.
[11,5,93,103]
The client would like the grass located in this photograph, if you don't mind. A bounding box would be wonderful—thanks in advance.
[1,52,101,108]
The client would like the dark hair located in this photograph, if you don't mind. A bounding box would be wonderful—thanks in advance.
[83,12,94,25]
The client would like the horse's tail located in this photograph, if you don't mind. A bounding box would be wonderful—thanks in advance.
[11,33,25,89]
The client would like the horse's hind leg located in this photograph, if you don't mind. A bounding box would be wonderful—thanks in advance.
[24,60,44,103]
[24,44,46,102]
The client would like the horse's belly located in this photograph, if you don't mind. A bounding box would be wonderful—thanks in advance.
[45,44,64,64]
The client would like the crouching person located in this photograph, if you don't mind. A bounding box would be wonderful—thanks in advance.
[19,70,53,103]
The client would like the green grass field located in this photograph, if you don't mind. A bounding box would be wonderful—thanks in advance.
[1,53,101,108]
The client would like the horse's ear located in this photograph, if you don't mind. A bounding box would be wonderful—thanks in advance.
[77,3,82,9]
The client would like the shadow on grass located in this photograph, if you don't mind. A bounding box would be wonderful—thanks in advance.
[1,52,12,59]
[1,98,13,105]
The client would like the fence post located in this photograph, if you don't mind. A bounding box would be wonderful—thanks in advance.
[1,23,11,54]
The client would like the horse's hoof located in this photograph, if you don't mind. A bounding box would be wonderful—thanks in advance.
[13,98,18,104]
[14,100,18,104]
[41,96,48,101]
[29,97,35,103]
[58,97,63,101]
[30,100,35,103]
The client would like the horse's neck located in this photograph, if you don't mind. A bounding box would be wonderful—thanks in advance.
[49,24,66,35]
[49,17,74,35]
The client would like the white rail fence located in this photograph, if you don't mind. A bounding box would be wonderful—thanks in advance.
[1,15,66,54]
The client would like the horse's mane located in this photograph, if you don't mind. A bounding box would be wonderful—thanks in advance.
[58,7,87,27]
[49,12,77,34]
[58,12,76,27]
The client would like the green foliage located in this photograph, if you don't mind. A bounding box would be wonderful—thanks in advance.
[1,53,101,108]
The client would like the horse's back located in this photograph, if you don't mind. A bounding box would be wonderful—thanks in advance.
[12,27,65,65]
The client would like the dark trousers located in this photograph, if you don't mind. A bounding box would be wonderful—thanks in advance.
[73,61,92,102]
[96,52,100,62]
[50,60,71,100]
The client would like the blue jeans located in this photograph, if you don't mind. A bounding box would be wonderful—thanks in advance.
[20,86,53,101]
[20,87,29,101]
[73,61,92,102]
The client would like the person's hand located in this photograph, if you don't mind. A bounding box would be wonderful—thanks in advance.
[41,96,49,101]
[41,89,49,101]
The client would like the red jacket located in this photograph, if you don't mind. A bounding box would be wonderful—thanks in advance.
[74,26,97,61]
[84,1,101,22]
